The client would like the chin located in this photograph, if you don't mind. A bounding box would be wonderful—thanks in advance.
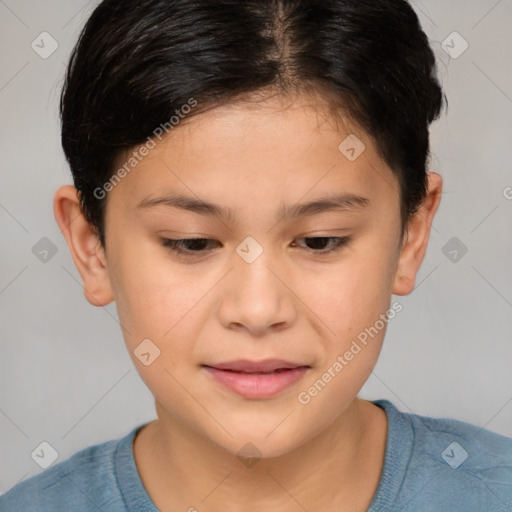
[206,423,310,462]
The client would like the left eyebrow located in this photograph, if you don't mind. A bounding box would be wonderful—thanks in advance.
[136,192,370,222]
[279,193,370,219]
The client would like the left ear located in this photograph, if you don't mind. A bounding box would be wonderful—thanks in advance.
[393,171,443,295]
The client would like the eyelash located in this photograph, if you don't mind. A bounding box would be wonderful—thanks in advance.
[160,236,351,258]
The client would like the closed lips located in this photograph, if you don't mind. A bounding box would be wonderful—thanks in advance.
[202,360,311,399]
[212,368,301,374]
[203,359,310,373]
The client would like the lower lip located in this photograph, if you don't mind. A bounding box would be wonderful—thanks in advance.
[203,366,309,399]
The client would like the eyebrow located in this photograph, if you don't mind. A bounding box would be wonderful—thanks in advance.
[136,192,370,222]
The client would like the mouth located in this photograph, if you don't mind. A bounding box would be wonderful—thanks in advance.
[203,359,309,373]
[202,359,311,399]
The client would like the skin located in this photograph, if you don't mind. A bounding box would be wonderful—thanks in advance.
[54,91,442,512]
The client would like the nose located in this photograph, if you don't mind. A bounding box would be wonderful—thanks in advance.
[217,247,298,336]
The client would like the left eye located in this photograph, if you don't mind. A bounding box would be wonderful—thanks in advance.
[160,236,350,256]
[291,236,350,253]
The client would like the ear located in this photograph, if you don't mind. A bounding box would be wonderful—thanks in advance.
[392,172,443,295]
[53,185,114,306]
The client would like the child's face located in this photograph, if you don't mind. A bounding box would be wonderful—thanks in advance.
[95,94,415,456]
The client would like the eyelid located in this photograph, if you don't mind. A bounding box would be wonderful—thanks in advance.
[159,235,351,259]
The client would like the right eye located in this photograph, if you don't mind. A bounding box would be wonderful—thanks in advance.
[160,238,219,256]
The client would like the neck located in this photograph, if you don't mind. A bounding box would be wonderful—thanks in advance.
[133,398,387,512]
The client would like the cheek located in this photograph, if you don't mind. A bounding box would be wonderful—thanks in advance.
[108,238,178,324]
[109,249,217,370]
[110,261,206,402]
[296,241,398,387]
[307,250,396,330]
[295,258,394,415]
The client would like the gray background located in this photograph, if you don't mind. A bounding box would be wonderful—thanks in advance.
[1,0,511,494]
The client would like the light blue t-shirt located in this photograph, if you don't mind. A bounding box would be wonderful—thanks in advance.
[1,399,511,511]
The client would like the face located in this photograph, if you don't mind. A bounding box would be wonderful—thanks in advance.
[96,93,406,457]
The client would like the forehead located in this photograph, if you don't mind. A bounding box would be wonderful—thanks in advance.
[107,93,399,219]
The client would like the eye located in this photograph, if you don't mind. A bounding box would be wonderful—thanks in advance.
[160,236,350,259]
[160,237,219,256]
[291,236,350,254]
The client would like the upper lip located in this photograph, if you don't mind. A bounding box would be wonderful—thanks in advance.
[203,359,309,373]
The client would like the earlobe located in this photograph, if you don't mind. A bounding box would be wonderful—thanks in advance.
[392,172,443,296]
[53,185,114,306]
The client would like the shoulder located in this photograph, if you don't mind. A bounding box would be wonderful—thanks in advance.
[374,399,512,512]
[405,404,512,477]
[0,428,138,512]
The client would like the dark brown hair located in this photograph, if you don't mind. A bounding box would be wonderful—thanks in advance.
[60,0,446,247]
